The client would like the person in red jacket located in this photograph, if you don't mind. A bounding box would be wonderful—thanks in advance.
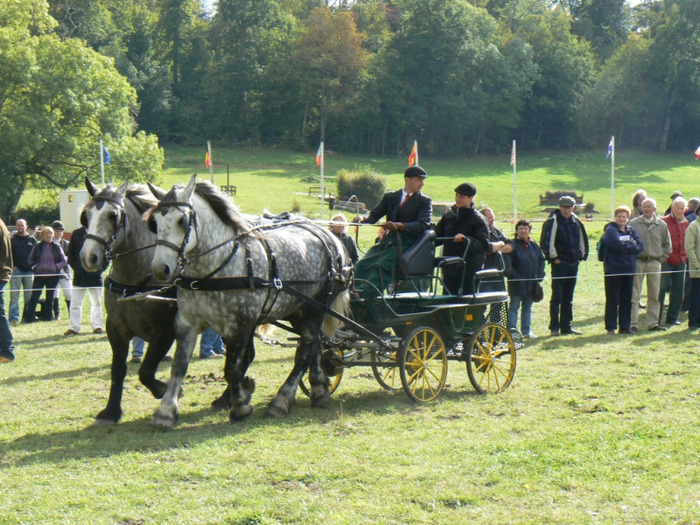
[659,197,689,327]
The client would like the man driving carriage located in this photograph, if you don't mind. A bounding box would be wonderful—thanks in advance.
[354,165,432,293]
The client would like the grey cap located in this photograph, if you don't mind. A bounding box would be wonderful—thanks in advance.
[558,196,576,207]
[51,220,65,230]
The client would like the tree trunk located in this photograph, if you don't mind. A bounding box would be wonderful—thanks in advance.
[300,101,309,147]
[659,87,676,152]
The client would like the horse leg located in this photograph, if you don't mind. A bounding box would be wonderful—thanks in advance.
[267,324,327,417]
[94,321,129,426]
[307,332,331,408]
[224,333,257,422]
[138,331,175,399]
[150,324,197,429]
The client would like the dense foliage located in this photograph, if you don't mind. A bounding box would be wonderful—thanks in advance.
[2,0,700,215]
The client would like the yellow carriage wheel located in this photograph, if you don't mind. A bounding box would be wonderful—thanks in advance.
[399,326,448,402]
[371,346,402,391]
[465,323,516,394]
[299,348,344,397]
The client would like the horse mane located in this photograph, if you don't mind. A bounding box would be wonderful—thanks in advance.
[192,181,252,232]
[125,184,158,214]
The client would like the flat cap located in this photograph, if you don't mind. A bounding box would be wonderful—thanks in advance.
[671,190,683,199]
[404,165,428,178]
[559,195,576,207]
[51,220,65,230]
[454,183,477,197]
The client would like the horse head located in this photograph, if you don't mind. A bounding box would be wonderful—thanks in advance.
[147,174,199,281]
[80,178,129,272]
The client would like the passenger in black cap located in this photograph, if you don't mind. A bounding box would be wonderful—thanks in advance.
[435,183,489,294]
[354,165,432,292]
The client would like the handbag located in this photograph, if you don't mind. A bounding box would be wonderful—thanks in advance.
[532,282,544,303]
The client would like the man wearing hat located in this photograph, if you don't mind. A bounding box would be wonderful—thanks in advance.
[435,183,489,294]
[663,191,683,216]
[354,165,432,292]
[51,221,72,320]
[540,195,589,335]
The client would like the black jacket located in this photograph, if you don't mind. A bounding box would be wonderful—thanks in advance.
[10,233,36,272]
[67,227,106,287]
[507,238,545,298]
[435,204,489,276]
[363,189,432,235]
[540,210,589,263]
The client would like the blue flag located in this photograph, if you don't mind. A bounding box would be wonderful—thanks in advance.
[103,146,110,165]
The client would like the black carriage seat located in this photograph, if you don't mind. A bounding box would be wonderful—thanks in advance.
[398,229,436,278]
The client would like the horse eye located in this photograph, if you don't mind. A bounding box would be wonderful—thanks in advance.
[179,214,188,228]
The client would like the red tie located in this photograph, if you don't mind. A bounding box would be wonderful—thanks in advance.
[399,193,411,209]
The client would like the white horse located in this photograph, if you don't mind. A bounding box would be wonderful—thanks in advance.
[146,175,351,428]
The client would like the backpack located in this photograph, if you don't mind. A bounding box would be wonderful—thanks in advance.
[596,236,606,262]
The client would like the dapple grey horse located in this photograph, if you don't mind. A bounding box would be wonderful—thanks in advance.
[146,175,351,427]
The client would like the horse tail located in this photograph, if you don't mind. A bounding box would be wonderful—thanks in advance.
[322,290,351,337]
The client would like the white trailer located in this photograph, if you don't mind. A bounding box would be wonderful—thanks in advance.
[59,190,89,233]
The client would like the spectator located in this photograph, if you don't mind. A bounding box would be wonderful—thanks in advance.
[51,221,72,320]
[434,183,489,295]
[131,336,145,364]
[630,189,647,218]
[0,217,15,363]
[9,219,36,324]
[684,205,700,330]
[354,165,431,293]
[629,197,672,332]
[200,328,225,359]
[64,226,106,335]
[685,197,699,223]
[663,190,683,216]
[479,207,514,286]
[540,195,589,336]
[507,220,545,339]
[602,206,644,334]
[25,226,67,323]
[329,213,359,265]
[659,197,689,327]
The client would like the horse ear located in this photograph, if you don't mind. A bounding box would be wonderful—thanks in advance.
[116,179,129,197]
[85,177,99,197]
[181,174,197,202]
[80,209,88,228]
[147,182,167,201]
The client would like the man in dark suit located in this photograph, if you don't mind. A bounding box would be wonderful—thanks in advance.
[354,165,432,292]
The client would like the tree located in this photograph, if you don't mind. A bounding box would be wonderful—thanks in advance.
[0,3,163,218]
[292,7,366,145]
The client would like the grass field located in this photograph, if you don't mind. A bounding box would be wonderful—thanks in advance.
[2,147,699,523]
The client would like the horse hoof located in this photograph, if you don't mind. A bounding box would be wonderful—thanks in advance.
[229,404,253,422]
[266,397,291,418]
[310,389,331,408]
[150,408,178,429]
[94,409,121,426]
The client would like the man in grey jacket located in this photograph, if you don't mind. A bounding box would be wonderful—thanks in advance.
[629,197,672,332]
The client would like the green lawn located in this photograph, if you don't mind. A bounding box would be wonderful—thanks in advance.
[2,147,698,523]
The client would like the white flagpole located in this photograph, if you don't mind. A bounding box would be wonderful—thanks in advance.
[512,140,517,227]
[99,139,105,185]
[319,141,325,220]
[610,136,615,220]
[414,140,419,165]
[207,141,213,182]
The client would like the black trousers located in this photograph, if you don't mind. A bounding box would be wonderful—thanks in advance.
[549,262,579,331]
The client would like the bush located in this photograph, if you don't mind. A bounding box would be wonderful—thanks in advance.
[336,166,386,209]
[13,201,60,228]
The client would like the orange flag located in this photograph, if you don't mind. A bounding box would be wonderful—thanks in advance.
[408,141,418,166]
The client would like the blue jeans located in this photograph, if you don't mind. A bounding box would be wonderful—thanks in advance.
[0,282,15,356]
[200,328,224,358]
[9,269,33,322]
[132,337,145,359]
[508,295,534,335]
